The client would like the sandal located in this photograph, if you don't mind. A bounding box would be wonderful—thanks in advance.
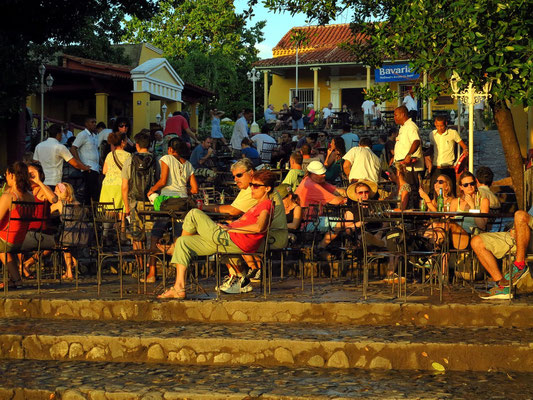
[157,287,186,299]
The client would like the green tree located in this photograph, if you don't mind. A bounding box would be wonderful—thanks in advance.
[123,0,266,122]
[255,0,533,206]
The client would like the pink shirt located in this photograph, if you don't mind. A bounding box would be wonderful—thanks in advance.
[307,109,316,123]
[294,176,337,208]
[229,199,273,253]
[164,115,189,137]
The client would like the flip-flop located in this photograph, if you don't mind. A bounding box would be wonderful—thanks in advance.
[157,287,186,299]
[156,242,174,256]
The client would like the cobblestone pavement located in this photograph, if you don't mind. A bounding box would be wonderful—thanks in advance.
[1,318,531,345]
[1,359,533,399]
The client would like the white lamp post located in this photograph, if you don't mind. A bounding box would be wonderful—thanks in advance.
[161,103,168,128]
[247,67,261,133]
[450,72,492,172]
[38,64,54,143]
[155,114,161,126]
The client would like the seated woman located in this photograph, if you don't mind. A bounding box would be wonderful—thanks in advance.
[449,171,489,249]
[51,182,87,280]
[324,136,345,184]
[0,162,35,289]
[158,170,277,299]
[277,184,302,245]
[19,162,58,278]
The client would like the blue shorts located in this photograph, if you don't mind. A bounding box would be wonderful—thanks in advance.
[305,216,341,233]
[292,118,304,130]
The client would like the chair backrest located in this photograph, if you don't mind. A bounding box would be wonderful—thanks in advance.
[59,203,92,248]
[260,142,277,163]
[6,201,45,246]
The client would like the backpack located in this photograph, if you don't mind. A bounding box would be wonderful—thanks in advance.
[129,153,156,201]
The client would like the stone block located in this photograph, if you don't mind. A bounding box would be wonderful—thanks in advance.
[147,344,165,361]
[307,355,325,367]
[61,389,86,400]
[369,356,392,369]
[69,343,84,359]
[231,310,248,322]
[108,341,125,359]
[274,347,294,364]
[49,341,69,359]
[87,390,107,400]
[209,304,229,321]
[213,352,231,363]
[85,346,107,361]
[327,350,349,368]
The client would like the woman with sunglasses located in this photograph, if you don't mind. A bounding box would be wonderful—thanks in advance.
[448,171,489,249]
[157,170,277,299]
[418,174,455,212]
[113,117,136,153]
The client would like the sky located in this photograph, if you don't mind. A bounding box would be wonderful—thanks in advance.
[234,0,351,59]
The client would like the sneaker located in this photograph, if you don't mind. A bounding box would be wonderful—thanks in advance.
[247,268,262,283]
[504,264,529,285]
[215,275,234,291]
[383,273,406,284]
[239,276,253,293]
[220,275,243,294]
[480,285,513,300]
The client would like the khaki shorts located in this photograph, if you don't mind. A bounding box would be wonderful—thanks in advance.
[479,232,516,260]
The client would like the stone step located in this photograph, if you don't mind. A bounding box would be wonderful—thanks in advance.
[1,317,532,372]
[1,359,533,400]
[2,296,533,328]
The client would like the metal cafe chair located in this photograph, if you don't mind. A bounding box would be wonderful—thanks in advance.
[2,201,45,294]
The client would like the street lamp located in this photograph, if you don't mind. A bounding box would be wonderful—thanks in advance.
[161,103,168,128]
[247,67,261,133]
[38,64,54,143]
[450,72,492,172]
[155,114,161,126]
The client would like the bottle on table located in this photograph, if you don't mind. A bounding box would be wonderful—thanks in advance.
[437,188,444,212]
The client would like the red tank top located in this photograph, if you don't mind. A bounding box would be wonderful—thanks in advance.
[0,193,33,245]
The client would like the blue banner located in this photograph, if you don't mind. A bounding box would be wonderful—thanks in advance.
[375,64,420,82]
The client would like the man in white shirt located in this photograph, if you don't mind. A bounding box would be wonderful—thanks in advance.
[343,137,381,183]
[394,105,423,206]
[322,102,334,130]
[361,99,376,129]
[33,124,89,187]
[251,130,277,163]
[71,116,100,204]
[402,90,418,122]
[230,109,252,157]
[427,116,468,194]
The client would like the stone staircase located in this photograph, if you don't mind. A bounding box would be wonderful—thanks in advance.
[1,293,533,398]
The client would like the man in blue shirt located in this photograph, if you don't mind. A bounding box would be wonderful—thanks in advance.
[340,124,360,151]
[190,137,214,169]
[264,104,282,131]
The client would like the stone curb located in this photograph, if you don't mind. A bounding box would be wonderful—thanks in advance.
[1,298,533,327]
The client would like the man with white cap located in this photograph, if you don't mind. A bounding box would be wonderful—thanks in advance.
[295,160,346,207]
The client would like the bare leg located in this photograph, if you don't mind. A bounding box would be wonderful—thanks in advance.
[471,235,504,282]
[513,211,530,263]
[63,252,75,279]
[449,223,470,250]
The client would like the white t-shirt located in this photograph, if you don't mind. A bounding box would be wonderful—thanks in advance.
[361,100,375,116]
[97,129,113,147]
[343,146,381,183]
[394,118,422,161]
[251,133,276,155]
[33,137,74,186]
[322,107,334,119]
[159,155,194,198]
[341,132,360,152]
[429,128,462,167]
[230,116,249,150]
[72,129,100,172]
[403,95,417,111]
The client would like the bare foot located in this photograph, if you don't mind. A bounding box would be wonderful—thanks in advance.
[157,286,186,299]
[156,242,174,255]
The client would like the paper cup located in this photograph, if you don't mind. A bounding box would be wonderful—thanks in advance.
[148,193,158,204]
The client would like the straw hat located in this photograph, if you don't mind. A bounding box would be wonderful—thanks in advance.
[346,179,378,201]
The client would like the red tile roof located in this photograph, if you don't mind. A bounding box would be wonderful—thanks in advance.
[61,54,132,79]
[255,23,368,67]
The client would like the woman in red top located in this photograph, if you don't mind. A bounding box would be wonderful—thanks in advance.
[0,162,34,289]
[157,170,277,299]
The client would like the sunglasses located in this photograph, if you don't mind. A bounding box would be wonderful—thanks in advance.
[462,181,476,187]
[435,179,446,184]
[250,183,267,189]
[233,172,248,178]
[119,123,128,127]
[357,190,370,195]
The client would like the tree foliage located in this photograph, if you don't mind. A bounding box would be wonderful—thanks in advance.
[123,0,266,121]
[0,0,156,117]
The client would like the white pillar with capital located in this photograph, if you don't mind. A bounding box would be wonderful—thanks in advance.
[263,70,270,111]
[310,67,321,110]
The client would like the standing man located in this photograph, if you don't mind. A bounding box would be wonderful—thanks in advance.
[33,123,89,187]
[230,109,252,157]
[361,99,376,129]
[427,116,468,194]
[164,111,199,148]
[290,97,304,134]
[402,89,418,123]
[394,105,424,207]
[322,102,334,130]
[70,116,101,204]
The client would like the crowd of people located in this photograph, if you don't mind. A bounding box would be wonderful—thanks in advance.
[0,103,528,301]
